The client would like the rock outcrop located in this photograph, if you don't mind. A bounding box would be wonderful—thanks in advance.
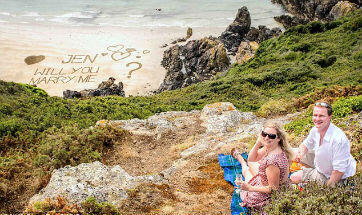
[245,26,282,43]
[272,0,339,20]
[219,6,251,54]
[157,6,284,93]
[329,1,359,19]
[63,77,125,99]
[28,161,164,206]
[171,27,193,44]
[218,7,281,55]
[274,15,309,29]
[272,0,360,28]
[235,41,260,64]
[157,37,230,92]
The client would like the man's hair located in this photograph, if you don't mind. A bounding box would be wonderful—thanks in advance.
[314,101,333,116]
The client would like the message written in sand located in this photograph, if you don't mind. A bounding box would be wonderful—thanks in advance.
[28,44,150,85]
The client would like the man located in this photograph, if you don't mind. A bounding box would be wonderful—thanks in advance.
[290,102,356,186]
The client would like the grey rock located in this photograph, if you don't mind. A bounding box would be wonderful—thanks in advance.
[271,0,339,21]
[329,1,358,20]
[274,15,309,29]
[219,6,251,54]
[157,37,229,92]
[63,77,125,99]
[200,102,253,133]
[29,161,164,206]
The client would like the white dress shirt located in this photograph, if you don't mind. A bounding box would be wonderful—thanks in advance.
[302,123,356,179]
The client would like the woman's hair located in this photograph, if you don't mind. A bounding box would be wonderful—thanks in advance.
[263,121,294,162]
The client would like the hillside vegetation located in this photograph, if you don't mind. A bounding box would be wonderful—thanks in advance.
[0,9,361,213]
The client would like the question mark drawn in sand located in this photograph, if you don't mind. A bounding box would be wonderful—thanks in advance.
[126,62,142,79]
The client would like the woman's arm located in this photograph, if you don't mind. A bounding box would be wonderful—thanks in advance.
[239,165,280,194]
[248,135,266,162]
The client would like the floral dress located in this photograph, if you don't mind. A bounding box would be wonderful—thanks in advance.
[239,151,289,211]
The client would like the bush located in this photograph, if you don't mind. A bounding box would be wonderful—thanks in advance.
[263,176,361,215]
[332,95,362,118]
[256,99,293,118]
[25,196,81,213]
[34,125,129,170]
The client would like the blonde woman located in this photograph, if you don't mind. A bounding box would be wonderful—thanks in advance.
[232,121,294,211]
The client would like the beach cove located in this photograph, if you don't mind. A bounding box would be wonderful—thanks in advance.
[0,0,285,97]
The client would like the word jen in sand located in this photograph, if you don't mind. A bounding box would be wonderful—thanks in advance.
[62,54,98,64]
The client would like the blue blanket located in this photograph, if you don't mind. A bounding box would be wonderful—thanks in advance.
[218,153,250,215]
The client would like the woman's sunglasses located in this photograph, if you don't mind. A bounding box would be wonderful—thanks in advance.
[261,131,277,139]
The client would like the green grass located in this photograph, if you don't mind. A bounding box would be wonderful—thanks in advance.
[1,10,361,143]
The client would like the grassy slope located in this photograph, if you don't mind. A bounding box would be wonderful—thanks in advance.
[0,9,361,212]
[1,10,361,141]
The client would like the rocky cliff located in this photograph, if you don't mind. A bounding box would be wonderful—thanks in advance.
[27,102,299,213]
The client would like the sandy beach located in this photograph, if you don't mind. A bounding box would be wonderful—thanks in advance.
[0,22,225,97]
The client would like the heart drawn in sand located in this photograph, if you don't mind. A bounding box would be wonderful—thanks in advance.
[24,55,45,65]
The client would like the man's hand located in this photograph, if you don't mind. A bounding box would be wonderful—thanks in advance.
[294,144,308,163]
[327,170,344,186]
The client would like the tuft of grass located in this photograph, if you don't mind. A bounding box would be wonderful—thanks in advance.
[82,197,120,214]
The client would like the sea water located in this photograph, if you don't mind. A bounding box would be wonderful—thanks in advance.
[0,0,285,28]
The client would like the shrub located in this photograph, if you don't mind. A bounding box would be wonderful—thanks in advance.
[306,21,325,33]
[332,95,362,118]
[263,176,361,215]
[256,99,293,118]
[34,125,129,170]
[25,196,81,213]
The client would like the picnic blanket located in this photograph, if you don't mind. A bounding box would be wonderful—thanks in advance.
[218,153,250,215]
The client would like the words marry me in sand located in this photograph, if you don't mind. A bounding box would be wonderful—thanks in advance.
[28,44,150,85]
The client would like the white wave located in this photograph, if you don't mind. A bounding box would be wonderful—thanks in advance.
[56,10,101,19]
[35,17,45,21]
[128,14,145,18]
[0,19,8,23]
[49,16,71,24]
[56,12,92,19]
[23,12,41,17]
[0,12,11,16]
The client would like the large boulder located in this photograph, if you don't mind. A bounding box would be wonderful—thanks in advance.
[200,102,256,133]
[28,161,164,206]
[245,26,282,43]
[219,6,251,54]
[329,1,359,19]
[274,15,309,29]
[272,0,340,21]
[63,77,125,98]
[157,37,230,92]
[235,41,260,64]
